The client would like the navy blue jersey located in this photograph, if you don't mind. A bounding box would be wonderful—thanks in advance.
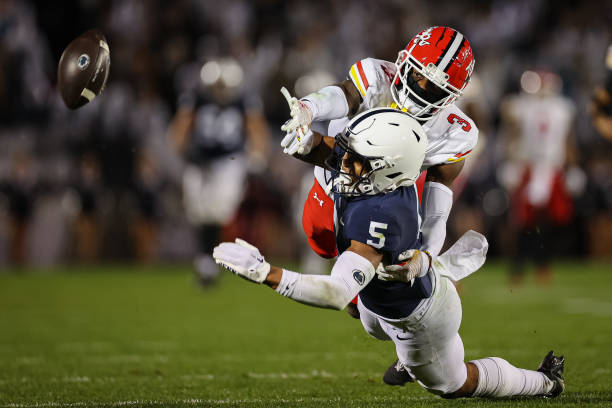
[185,95,246,163]
[334,186,432,319]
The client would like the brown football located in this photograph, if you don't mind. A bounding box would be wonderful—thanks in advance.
[57,29,110,109]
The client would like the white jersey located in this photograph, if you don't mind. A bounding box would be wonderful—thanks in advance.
[503,93,575,168]
[314,58,479,192]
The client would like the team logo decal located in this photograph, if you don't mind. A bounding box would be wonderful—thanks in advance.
[353,269,366,285]
[313,192,324,207]
[414,27,434,46]
[77,54,90,70]
[465,59,475,77]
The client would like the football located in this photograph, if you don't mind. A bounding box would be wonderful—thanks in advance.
[57,29,110,109]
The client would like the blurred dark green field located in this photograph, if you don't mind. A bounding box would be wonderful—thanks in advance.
[1,262,611,407]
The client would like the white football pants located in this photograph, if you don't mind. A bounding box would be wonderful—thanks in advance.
[358,271,467,395]
[182,156,246,226]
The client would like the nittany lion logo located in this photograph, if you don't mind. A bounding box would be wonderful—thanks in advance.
[77,54,90,70]
[353,269,366,285]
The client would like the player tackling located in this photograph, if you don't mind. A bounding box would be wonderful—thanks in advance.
[281,24,481,384]
[213,109,565,400]
[281,26,477,266]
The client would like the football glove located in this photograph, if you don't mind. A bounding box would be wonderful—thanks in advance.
[376,250,430,283]
[280,128,315,156]
[280,87,314,155]
[280,86,313,132]
[213,238,271,284]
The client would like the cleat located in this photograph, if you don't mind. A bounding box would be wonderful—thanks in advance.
[537,350,565,398]
[346,302,360,319]
[383,359,415,386]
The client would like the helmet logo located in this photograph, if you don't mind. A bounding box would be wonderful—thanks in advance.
[415,27,434,46]
[77,54,90,70]
[466,59,475,77]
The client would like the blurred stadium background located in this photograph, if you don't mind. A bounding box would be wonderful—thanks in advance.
[1,0,612,406]
[0,0,611,268]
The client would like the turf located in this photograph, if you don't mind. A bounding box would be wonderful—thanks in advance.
[0,261,611,407]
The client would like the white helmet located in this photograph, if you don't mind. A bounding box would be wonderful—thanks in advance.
[329,108,428,196]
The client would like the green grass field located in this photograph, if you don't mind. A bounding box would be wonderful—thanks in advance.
[1,261,611,407]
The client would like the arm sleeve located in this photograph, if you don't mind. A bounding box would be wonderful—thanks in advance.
[301,86,349,122]
[420,181,453,256]
[275,250,375,310]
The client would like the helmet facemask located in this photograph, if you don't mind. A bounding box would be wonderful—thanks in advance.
[391,50,462,120]
[326,132,394,196]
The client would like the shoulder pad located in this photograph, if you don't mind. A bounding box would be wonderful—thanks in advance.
[348,58,395,100]
[423,106,479,166]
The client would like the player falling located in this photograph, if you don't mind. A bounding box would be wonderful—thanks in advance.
[280,26,478,264]
[280,24,479,382]
[214,109,564,400]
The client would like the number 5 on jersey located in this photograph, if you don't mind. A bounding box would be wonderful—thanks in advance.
[367,222,388,249]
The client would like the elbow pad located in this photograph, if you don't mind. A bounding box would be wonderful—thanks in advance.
[420,181,453,256]
[275,250,375,310]
[301,86,349,122]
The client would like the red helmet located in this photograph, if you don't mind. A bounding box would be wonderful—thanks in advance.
[391,26,475,120]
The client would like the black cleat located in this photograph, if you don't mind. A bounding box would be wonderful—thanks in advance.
[383,359,415,386]
[347,302,360,319]
[537,350,565,398]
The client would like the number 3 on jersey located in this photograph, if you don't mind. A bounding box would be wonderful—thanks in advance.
[447,113,471,131]
[367,221,388,249]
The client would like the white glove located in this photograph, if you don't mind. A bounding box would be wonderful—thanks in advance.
[376,250,430,283]
[280,128,315,156]
[213,238,271,284]
[280,87,314,155]
[280,87,313,132]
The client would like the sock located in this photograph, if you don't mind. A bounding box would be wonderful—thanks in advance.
[470,357,553,398]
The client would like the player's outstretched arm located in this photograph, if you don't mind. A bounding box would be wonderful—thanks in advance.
[280,80,359,133]
[279,80,361,156]
[214,239,381,310]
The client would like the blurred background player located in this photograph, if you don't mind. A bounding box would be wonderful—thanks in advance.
[169,56,269,286]
[0,0,610,272]
[499,69,583,285]
[130,150,165,263]
[71,152,102,262]
[0,152,38,265]
[591,45,612,141]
